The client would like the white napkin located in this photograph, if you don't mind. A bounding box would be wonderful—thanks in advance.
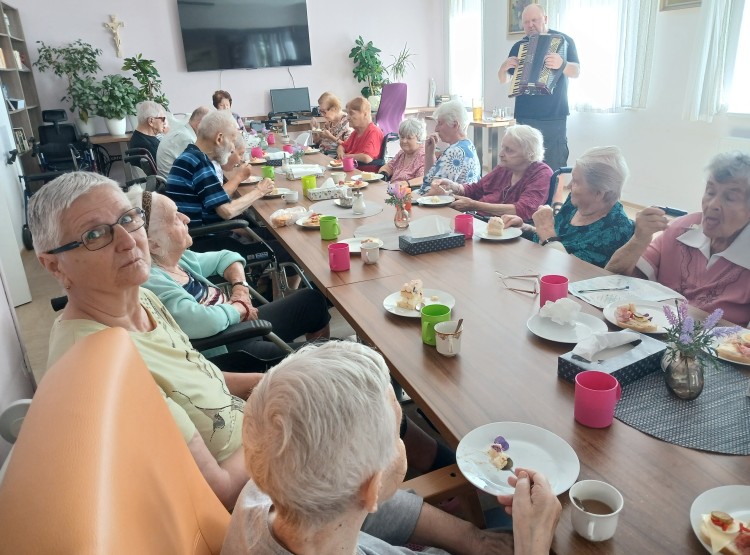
[408,215,453,238]
[287,165,324,179]
[320,177,335,188]
[572,331,640,362]
[539,298,581,325]
[265,151,290,160]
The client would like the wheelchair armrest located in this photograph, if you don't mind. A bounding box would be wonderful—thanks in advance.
[189,219,249,238]
[190,319,274,351]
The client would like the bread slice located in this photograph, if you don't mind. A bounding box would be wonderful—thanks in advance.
[717,342,750,364]
[699,513,749,555]
[614,304,658,333]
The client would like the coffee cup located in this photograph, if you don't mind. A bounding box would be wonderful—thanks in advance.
[331,171,346,184]
[262,166,275,179]
[569,480,624,542]
[328,243,350,272]
[319,215,341,240]
[421,304,451,346]
[282,191,299,204]
[574,370,622,428]
[454,213,474,239]
[266,132,276,145]
[251,146,264,159]
[540,274,569,308]
[301,175,317,196]
[342,156,358,172]
[361,241,380,264]
[434,320,463,356]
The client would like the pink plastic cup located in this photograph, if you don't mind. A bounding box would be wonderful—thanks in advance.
[574,371,622,428]
[282,144,294,154]
[539,274,569,308]
[454,213,474,239]
[251,146,264,159]
[266,132,276,145]
[328,243,350,271]
[342,156,358,171]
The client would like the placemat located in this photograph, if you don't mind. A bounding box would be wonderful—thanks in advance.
[309,200,383,219]
[614,361,750,455]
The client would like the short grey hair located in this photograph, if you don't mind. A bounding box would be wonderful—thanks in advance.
[28,171,123,253]
[196,109,237,142]
[504,124,545,163]
[136,101,165,125]
[244,341,396,528]
[434,99,469,132]
[707,151,750,205]
[125,185,173,262]
[399,118,427,142]
[189,105,212,125]
[575,146,629,204]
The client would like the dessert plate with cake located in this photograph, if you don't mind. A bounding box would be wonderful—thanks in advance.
[383,279,456,317]
[602,300,669,334]
[690,485,750,554]
[328,159,344,169]
[336,237,384,254]
[457,422,579,496]
[416,195,454,207]
[263,187,292,199]
[303,147,320,154]
[476,216,522,240]
[352,172,384,182]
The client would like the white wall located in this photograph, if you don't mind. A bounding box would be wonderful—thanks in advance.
[21,0,445,121]
[483,3,750,211]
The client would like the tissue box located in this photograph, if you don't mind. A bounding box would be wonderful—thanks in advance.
[557,331,666,386]
[305,186,342,201]
[399,232,465,256]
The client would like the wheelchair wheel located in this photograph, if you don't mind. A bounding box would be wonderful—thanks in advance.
[22,225,33,251]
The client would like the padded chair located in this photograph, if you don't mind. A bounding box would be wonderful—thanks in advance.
[0,327,230,554]
[375,83,408,136]
[359,132,399,173]
[294,131,311,147]
[547,166,572,207]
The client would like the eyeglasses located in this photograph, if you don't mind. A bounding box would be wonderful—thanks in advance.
[318,107,329,114]
[46,207,146,254]
[151,116,166,122]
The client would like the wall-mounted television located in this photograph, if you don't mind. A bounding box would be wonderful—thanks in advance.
[177,0,312,72]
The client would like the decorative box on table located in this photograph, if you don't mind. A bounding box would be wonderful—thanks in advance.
[557,331,667,386]
[305,186,342,201]
[399,232,465,256]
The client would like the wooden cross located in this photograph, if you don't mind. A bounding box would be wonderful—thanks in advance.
[104,15,124,58]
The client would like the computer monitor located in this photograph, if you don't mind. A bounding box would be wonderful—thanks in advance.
[270,87,311,115]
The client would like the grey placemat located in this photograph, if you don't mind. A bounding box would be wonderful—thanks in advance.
[614,361,750,455]
[308,199,383,219]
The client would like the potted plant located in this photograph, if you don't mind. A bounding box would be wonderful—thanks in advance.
[95,74,139,136]
[349,36,387,109]
[385,44,415,82]
[122,54,170,129]
[34,39,102,135]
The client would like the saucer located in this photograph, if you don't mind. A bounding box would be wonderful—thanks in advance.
[526,313,608,343]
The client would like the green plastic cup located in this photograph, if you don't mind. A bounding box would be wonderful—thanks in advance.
[262,165,275,179]
[319,215,340,240]
[421,304,452,346]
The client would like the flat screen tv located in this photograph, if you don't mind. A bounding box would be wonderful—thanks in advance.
[177,0,312,72]
[270,87,310,115]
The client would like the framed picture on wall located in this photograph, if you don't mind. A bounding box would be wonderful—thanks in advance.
[660,0,701,10]
[508,0,536,35]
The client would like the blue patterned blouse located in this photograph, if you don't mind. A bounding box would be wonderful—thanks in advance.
[420,139,481,193]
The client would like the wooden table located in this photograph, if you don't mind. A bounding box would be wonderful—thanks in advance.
[469,119,516,174]
[246,155,750,555]
[89,132,135,180]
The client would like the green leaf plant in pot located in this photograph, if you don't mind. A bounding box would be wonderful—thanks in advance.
[349,36,387,103]
[385,44,415,83]
[122,54,170,110]
[96,74,139,136]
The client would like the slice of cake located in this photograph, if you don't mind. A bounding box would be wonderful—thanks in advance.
[396,279,424,310]
[487,217,505,236]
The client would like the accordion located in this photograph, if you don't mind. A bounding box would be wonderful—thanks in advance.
[509,33,568,97]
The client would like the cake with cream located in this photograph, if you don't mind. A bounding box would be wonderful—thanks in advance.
[397,279,424,310]
[487,217,505,236]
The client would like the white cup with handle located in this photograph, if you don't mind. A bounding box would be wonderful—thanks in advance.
[569,480,624,542]
[434,320,463,357]
[282,191,299,204]
[361,241,380,264]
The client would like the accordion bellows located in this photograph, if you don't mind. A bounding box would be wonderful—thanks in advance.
[509,33,568,97]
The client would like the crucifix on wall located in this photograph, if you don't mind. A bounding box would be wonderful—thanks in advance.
[104,15,124,58]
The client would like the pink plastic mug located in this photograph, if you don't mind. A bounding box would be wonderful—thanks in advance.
[266,132,276,145]
[574,371,622,428]
[454,213,474,239]
[328,243,350,271]
[282,144,294,154]
[539,274,569,308]
[342,156,358,172]
[250,146,264,159]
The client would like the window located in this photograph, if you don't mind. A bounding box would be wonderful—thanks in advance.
[448,0,483,104]
[727,2,750,114]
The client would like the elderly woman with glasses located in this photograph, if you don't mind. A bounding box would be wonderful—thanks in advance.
[128,100,168,162]
[379,118,426,183]
[428,124,552,220]
[503,146,634,268]
[312,91,352,154]
[419,99,481,194]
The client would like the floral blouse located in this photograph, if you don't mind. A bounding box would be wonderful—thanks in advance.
[388,147,426,182]
[318,113,352,151]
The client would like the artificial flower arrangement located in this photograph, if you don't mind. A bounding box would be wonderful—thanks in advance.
[662,301,738,367]
[290,144,305,164]
[384,182,412,209]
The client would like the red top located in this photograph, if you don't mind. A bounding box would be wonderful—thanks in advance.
[342,123,383,160]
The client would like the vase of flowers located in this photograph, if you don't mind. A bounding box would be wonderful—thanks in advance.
[385,182,411,229]
[661,301,736,400]
[290,145,305,164]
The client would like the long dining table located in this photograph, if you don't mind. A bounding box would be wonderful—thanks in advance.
[242,153,749,555]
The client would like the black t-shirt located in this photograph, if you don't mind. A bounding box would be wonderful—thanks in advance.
[507,30,579,120]
[128,130,161,162]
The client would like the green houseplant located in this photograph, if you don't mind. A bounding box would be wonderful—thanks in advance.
[122,54,170,110]
[96,74,139,135]
[385,44,415,82]
[349,36,386,99]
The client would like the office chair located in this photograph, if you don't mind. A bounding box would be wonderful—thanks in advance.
[375,83,408,135]
[295,132,311,147]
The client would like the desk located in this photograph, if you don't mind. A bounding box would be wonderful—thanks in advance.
[247,155,750,555]
[469,119,515,174]
[89,133,135,181]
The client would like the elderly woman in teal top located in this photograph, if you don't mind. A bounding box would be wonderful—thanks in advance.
[503,146,634,268]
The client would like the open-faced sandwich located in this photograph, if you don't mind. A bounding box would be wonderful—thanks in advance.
[330,159,343,168]
[717,332,750,364]
[614,303,658,333]
[304,212,320,227]
[699,510,750,555]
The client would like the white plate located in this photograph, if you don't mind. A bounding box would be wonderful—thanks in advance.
[383,288,456,318]
[248,158,267,165]
[690,485,750,553]
[263,187,292,199]
[240,176,262,184]
[476,227,523,241]
[295,216,320,229]
[710,330,750,367]
[526,312,608,343]
[602,300,669,334]
[457,422,579,496]
[341,180,368,190]
[304,147,320,154]
[416,195,454,207]
[336,237,384,254]
[334,199,353,209]
[328,161,345,169]
[352,173,384,182]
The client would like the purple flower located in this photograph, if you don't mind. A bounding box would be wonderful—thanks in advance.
[663,305,678,326]
[677,301,688,322]
[703,308,724,330]
[712,326,742,338]
[494,435,510,450]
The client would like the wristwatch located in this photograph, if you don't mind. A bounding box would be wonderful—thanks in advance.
[231,281,251,289]
[540,236,562,247]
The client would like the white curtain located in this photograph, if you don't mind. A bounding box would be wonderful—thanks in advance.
[448,0,483,104]
[683,0,745,122]
[546,0,657,113]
